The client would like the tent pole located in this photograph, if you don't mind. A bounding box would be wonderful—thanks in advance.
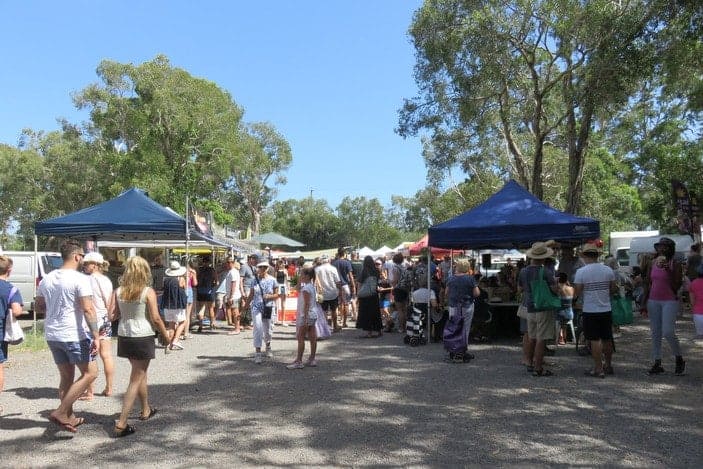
[426,247,431,346]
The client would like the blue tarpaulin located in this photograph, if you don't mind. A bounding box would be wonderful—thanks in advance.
[428,180,600,249]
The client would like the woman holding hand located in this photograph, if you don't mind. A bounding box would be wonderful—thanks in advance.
[111,256,170,437]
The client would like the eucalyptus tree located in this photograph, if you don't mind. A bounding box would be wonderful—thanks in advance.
[73,55,246,213]
[265,198,340,250]
[0,143,43,245]
[221,122,292,236]
[398,0,687,214]
[336,196,402,249]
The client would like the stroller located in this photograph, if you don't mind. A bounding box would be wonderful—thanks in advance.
[404,302,428,347]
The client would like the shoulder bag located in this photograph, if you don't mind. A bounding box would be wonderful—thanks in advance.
[530,266,562,310]
[357,276,377,298]
[4,286,24,345]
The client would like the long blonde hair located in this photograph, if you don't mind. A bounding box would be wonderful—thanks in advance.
[119,256,152,301]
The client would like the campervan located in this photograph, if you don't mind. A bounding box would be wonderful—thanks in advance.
[2,251,63,315]
[609,230,659,266]
[628,235,694,267]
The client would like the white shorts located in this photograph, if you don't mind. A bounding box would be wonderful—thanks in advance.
[340,285,351,304]
[164,308,186,323]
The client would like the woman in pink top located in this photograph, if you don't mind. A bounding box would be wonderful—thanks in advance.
[643,237,685,375]
[687,264,703,338]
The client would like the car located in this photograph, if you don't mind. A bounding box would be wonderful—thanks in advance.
[2,251,63,317]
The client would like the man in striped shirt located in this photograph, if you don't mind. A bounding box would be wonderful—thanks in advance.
[574,243,618,378]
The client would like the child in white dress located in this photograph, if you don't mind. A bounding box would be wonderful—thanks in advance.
[287,267,318,369]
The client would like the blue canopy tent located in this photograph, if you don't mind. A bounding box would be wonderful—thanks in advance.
[428,180,600,249]
[34,187,225,245]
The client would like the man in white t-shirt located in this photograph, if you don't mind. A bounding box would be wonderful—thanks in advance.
[225,257,244,335]
[35,240,99,433]
[574,243,617,378]
[315,255,342,331]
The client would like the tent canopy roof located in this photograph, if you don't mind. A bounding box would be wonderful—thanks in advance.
[428,180,600,249]
[252,232,305,247]
[35,188,222,244]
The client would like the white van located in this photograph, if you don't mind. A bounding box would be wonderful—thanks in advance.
[2,251,63,315]
[628,235,694,267]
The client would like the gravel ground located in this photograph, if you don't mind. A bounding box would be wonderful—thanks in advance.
[1,313,702,468]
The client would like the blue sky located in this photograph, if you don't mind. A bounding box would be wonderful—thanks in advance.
[0,0,428,208]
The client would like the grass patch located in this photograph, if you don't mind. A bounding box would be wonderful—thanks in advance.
[13,322,48,353]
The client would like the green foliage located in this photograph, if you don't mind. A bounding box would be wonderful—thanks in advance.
[266,198,340,250]
[399,0,698,214]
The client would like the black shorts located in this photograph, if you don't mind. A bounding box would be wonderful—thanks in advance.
[582,312,613,341]
[196,290,215,302]
[392,288,409,304]
[320,298,339,312]
[117,335,156,360]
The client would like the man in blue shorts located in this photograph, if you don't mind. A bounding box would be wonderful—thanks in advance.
[574,243,617,378]
[36,240,100,432]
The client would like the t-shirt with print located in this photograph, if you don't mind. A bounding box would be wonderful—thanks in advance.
[573,263,615,313]
[38,268,93,342]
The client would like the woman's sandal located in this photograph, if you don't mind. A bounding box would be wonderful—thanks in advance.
[533,369,554,377]
[139,407,158,421]
[114,424,136,437]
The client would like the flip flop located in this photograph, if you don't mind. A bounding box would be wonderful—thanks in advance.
[227,330,241,335]
[584,369,605,379]
[49,415,78,433]
[533,369,554,377]
[72,417,85,427]
[139,407,158,421]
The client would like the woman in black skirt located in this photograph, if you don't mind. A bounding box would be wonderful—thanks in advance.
[111,256,170,437]
[356,256,383,338]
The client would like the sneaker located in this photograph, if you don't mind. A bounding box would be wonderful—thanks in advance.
[306,358,317,367]
[648,363,665,375]
[675,357,686,376]
[265,345,272,357]
[286,361,304,369]
[254,352,262,364]
[170,342,184,350]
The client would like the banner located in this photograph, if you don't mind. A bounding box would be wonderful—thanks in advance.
[189,205,214,239]
[671,180,699,236]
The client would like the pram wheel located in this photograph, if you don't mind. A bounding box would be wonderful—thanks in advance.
[410,336,419,347]
[403,335,411,344]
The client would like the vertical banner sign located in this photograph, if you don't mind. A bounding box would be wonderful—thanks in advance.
[672,180,694,235]
[190,204,214,239]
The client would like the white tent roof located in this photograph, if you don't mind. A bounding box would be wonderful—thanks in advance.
[373,245,393,257]
[357,246,375,258]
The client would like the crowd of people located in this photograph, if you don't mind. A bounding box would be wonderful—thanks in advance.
[0,236,700,437]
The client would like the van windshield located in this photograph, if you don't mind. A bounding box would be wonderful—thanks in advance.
[42,255,63,273]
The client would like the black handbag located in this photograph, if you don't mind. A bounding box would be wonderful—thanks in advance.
[254,274,274,319]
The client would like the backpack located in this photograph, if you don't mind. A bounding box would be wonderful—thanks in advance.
[396,264,413,292]
[412,263,428,290]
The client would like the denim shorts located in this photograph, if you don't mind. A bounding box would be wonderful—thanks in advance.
[0,341,8,363]
[48,339,95,365]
